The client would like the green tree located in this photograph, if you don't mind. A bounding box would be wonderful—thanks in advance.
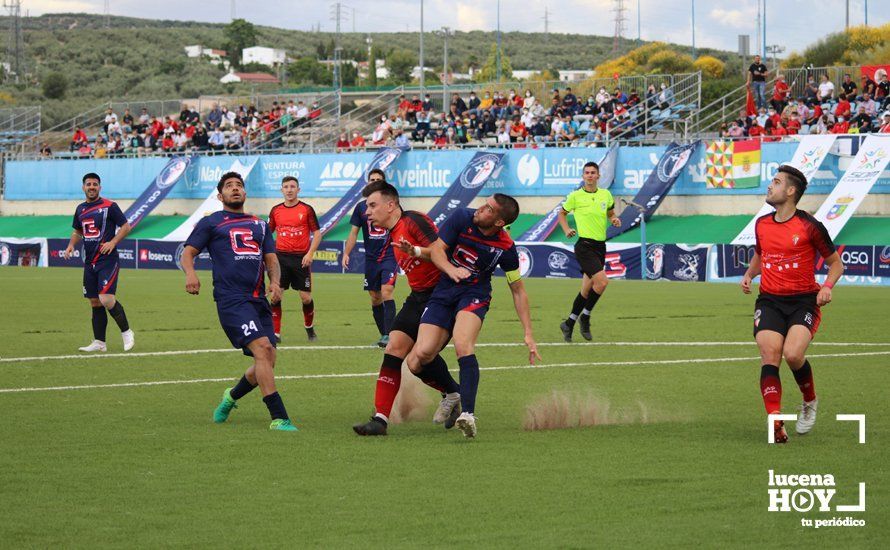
[224,18,258,67]
[42,72,68,99]
[289,57,331,85]
[386,49,416,84]
[341,62,357,86]
[475,43,513,82]
[368,47,378,87]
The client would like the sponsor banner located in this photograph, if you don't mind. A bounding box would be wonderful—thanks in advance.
[814,135,890,239]
[644,244,709,281]
[46,238,137,268]
[713,244,757,278]
[508,242,641,280]
[316,147,403,235]
[123,155,195,229]
[608,141,699,239]
[310,242,345,274]
[877,246,890,278]
[816,245,875,277]
[428,152,505,226]
[0,238,44,267]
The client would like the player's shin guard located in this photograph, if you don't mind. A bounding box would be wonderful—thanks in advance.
[230,375,257,400]
[582,289,602,316]
[382,299,396,335]
[792,360,816,402]
[271,303,282,334]
[760,364,782,415]
[371,304,385,335]
[302,300,315,328]
[262,391,289,421]
[416,354,460,395]
[457,355,480,414]
[107,301,130,332]
[374,353,403,421]
[91,305,108,342]
[566,293,586,327]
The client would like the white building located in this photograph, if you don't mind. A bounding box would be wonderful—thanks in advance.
[242,46,287,67]
[184,45,227,65]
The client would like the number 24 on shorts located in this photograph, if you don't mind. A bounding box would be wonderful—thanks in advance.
[242,320,259,336]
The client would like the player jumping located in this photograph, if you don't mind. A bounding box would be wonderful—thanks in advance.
[64,172,135,352]
[343,168,398,347]
[181,171,298,432]
[741,165,844,443]
[352,181,463,436]
[405,195,541,438]
[268,176,323,342]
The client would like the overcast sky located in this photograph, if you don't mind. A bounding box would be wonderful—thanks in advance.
[22,0,888,55]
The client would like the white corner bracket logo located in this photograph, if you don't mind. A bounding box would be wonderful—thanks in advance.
[516,153,540,187]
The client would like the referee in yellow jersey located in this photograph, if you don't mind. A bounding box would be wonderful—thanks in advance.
[557,161,621,342]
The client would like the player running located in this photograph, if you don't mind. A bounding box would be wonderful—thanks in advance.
[557,161,621,342]
[741,165,844,443]
[405,195,541,438]
[64,172,135,352]
[352,181,462,437]
[268,176,323,342]
[181,171,298,432]
[343,168,398,348]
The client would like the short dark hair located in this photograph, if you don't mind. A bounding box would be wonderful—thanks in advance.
[778,165,808,203]
[362,180,400,202]
[217,171,244,193]
[492,193,520,226]
[367,168,386,182]
[82,172,101,184]
[281,176,299,186]
[583,161,600,171]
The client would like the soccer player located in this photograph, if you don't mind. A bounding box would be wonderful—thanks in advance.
[405,195,541,438]
[180,171,298,432]
[741,165,844,443]
[343,168,398,347]
[64,172,135,352]
[557,161,621,342]
[267,176,323,342]
[352,181,463,436]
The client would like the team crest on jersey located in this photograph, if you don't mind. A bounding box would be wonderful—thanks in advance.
[792,234,800,246]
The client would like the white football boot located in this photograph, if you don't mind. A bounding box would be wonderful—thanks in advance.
[78,340,107,353]
[433,393,461,425]
[455,412,477,439]
[796,398,818,434]
[122,329,135,351]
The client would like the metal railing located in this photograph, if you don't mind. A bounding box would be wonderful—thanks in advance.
[306,87,406,150]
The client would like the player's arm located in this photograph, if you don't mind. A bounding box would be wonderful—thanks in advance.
[100,222,131,254]
[429,238,470,282]
[265,252,282,303]
[607,200,621,227]
[302,228,325,268]
[395,237,431,261]
[342,225,360,269]
[181,245,201,295]
[817,251,844,306]
[507,276,542,365]
[64,229,83,259]
[740,252,762,294]
[557,208,576,238]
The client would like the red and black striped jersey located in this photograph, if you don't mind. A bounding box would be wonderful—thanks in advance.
[268,201,319,254]
[755,210,835,296]
[390,210,441,292]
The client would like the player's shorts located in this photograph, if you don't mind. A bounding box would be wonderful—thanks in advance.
[574,238,606,277]
[83,259,120,298]
[278,252,311,292]
[390,289,434,342]
[754,292,822,338]
[420,285,491,331]
[364,259,398,291]
[216,297,277,356]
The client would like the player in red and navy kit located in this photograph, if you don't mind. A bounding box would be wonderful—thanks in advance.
[64,172,135,353]
[406,195,541,438]
[352,181,463,437]
[741,165,844,443]
[343,169,398,347]
[268,176,323,342]
[181,171,298,432]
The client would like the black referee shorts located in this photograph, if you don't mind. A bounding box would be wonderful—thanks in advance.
[574,238,607,277]
[277,252,312,292]
[391,289,433,342]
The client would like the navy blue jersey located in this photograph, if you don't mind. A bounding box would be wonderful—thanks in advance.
[349,201,395,263]
[436,208,521,294]
[72,197,127,265]
[185,211,276,302]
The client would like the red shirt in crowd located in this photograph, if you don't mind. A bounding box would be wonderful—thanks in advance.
[785,119,801,134]
[831,121,850,134]
[834,99,851,119]
[268,201,320,255]
[755,210,835,296]
[772,81,790,101]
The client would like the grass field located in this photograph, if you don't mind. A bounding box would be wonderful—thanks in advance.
[0,267,887,547]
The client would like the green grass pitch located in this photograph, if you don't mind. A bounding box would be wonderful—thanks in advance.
[0,267,887,547]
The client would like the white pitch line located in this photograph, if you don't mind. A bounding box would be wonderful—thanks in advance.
[1,350,888,395]
[2,340,889,364]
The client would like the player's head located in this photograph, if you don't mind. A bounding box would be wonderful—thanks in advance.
[474,193,520,230]
[82,173,101,200]
[582,161,600,186]
[217,171,246,209]
[767,165,808,207]
[364,181,400,228]
[367,168,386,184]
[281,176,299,201]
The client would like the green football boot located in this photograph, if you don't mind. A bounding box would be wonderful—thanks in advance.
[212,388,238,423]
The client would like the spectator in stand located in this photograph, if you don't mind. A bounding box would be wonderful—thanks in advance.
[509,115,527,143]
[493,91,509,119]
[159,133,174,152]
[803,75,819,103]
[728,120,746,138]
[831,115,850,134]
[208,127,225,152]
[433,127,448,148]
[562,87,579,113]
[121,109,134,134]
[226,130,242,151]
[140,130,155,153]
[478,91,493,114]
[523,90,536,109]
[657,83,674,110]
[453,118,469,144]
[295,101,309,125]
[748,54,768,109]
[719,122,730,138]
[880,112,890,133]
[466,91,481,116]
[595,87,611,107]
[372,115,389,145]
[509,89,524,116]
[818,74,835,102]
[851,106,873,133]
[450,94,468,118]
[767,107,782,128]
[834,93,852,120]
[39,141,52,158]
[613,87,627,104]
[394,129,411,150]
[748,118,764,139]
[107,117,122,139]
[876,70,890,106]
[860,93,878,118]
[103,108,118,136]
[408,94,423,122]
[70,126,88,152]
[174,130,189,152]
[530,116,549,144]
[645,84,658,109]
[207,103,223,129]
[94,136,108,158]
[124,133,142,157]
[771,74,790,113]
[627,89,641,107]
[138,108,150,131]
[336,132,351,151]
[389,112,405,134]
[188,106,201,124]
[816,115,832,135]
[350,131,366,149]
[756,107,769,128]
[179,104,191,124]
[786,112,802,135]
[421,93,433,113]
[861,72,877,99]
[413,109,431,141]
[192,126,209,151]
[396,94,411,120]
[479,110,496,136]
[496,122,510,145]
[841,73,858,99]
[78,140,92,157]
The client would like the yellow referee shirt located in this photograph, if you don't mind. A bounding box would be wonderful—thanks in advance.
[562,187,615,241]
